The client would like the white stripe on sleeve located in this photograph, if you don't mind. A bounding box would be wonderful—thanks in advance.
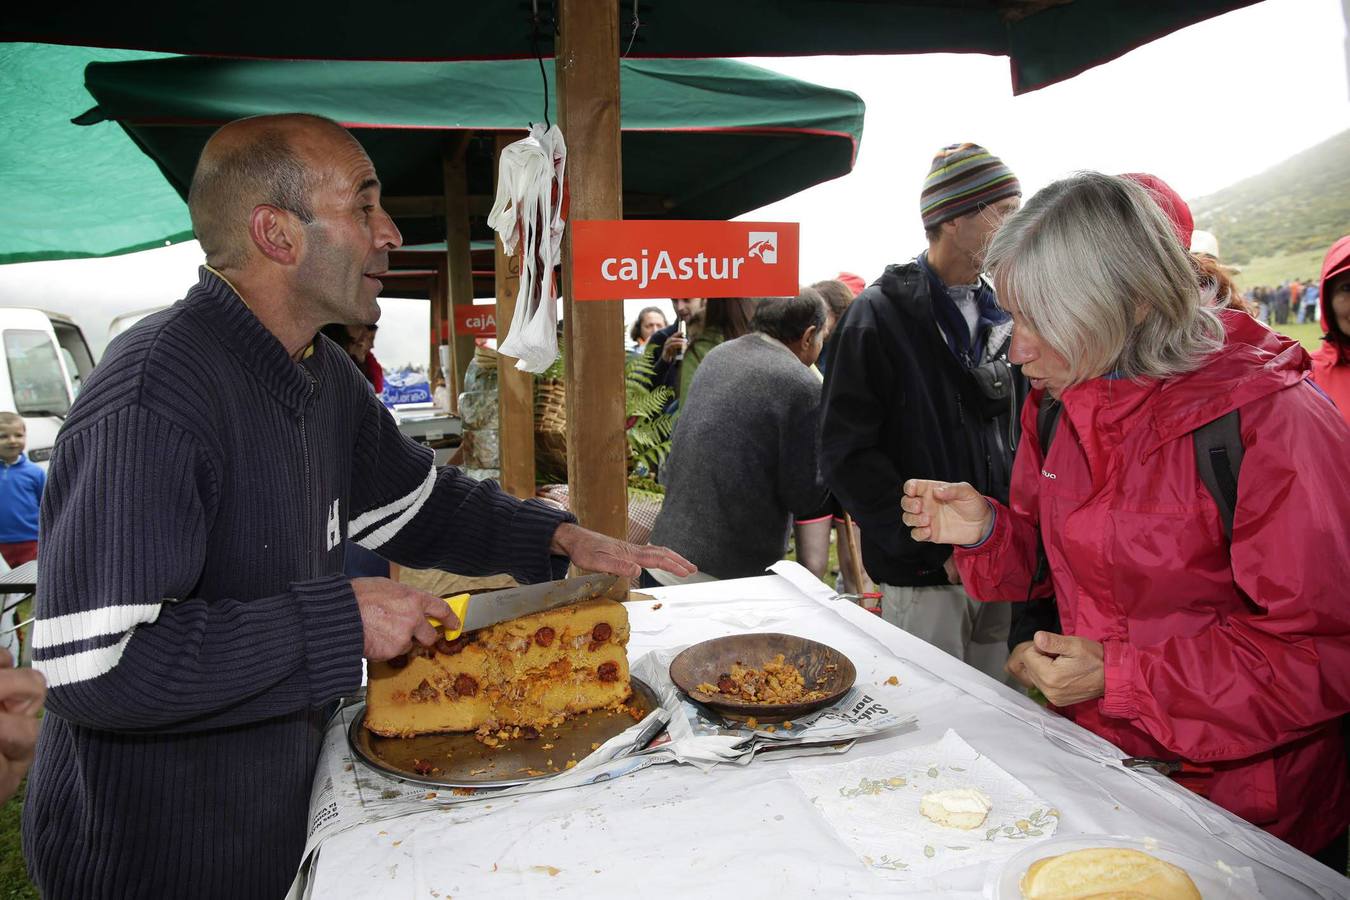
[348,466,437,538]
[35,631,136,688]
[355,466,438,551]
[31,602,163,650]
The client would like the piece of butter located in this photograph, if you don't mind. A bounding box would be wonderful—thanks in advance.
[919,787,993,830]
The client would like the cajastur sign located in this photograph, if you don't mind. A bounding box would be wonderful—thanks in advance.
[570,220,800,300]
[453,305,496,338]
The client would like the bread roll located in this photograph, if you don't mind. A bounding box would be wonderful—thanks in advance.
[1019,847,1201,899]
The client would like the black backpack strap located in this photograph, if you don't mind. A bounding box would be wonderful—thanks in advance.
[1036,396,1061,455]
[1193,410,1244,542]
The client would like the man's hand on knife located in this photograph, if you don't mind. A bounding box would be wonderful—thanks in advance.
[550,522,697,580]
[353,578,456,661]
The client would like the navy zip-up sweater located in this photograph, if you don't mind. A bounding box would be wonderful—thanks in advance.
[23,269,572,899]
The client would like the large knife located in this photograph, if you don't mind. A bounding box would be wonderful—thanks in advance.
[430,573,619,640]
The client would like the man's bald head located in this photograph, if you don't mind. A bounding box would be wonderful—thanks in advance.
[187,114,353,269]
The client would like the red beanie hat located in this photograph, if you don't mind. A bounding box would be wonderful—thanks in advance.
[1121,173,1194,251]
[836,272,866,297]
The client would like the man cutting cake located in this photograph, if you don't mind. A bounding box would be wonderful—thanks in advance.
[22,113,694,899]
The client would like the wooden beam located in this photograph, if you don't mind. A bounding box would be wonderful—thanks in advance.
[442,133,477,404]
[557,0,628,541]
[494,134,536,500]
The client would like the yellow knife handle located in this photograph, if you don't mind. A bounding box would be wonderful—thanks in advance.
[428,593,472,641]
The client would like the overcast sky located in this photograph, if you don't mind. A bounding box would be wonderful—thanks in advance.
[1,0,1346,368]
[742,0,1350,284]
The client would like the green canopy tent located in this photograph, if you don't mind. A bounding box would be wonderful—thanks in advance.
[3,50,863,266]
[4,0,1259,96]
[0,43,191,265]
[76,54,864,247]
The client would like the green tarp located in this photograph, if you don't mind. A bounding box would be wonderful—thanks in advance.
[4,50,862,262]
[82,56,863,235]
[2,0,1259,95]
[0,43,193,264]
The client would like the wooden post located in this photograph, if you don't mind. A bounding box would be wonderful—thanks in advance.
[443,133,477,405]
[557,0,627,540]
[428,265,443,393]
[495,134,536,499]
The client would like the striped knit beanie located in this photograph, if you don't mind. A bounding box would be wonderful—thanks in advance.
[920,143,1021,229]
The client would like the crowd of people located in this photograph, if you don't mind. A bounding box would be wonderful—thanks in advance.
[1247,278,1321,326]
[1,116,1348,895]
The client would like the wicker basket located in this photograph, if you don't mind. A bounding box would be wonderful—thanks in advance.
[534,378,569,483]
[536,484,665,545]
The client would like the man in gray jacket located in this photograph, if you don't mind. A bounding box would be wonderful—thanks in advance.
[647,290,829,583]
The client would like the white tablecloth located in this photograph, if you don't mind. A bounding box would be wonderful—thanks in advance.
[304,563,1350,899]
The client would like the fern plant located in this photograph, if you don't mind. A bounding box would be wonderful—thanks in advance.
[625,349,674,476]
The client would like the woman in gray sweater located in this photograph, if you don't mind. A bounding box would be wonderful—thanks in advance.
[647,290,830,582]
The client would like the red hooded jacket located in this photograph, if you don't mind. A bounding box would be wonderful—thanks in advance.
[1312,235,1350,421]
[956,310,1350,854]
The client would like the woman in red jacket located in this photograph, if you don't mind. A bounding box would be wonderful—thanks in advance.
[1312,235,1350,421]
[900,173,1350,864]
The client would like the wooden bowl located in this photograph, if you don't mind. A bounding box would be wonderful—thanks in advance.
[668,633,856,724]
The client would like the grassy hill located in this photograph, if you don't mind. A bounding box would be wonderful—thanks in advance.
[1191,128,1349,287]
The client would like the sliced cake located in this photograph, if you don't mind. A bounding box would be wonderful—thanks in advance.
[364,597,631,737]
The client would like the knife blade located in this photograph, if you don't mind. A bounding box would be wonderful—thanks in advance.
[431,573,619,640]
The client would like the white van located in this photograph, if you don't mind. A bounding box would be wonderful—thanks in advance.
[0,308,96,469]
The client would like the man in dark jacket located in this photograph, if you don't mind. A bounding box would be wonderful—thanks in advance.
[820,143,1026,681]
[23,113,693,900]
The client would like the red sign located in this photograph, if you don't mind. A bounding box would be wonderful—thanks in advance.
[453,305,497,338]
[570,220,799,300]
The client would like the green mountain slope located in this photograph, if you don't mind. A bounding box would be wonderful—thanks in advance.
[1191,128,1349,279]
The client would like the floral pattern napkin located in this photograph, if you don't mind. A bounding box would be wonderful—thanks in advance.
[789,729,1059,881]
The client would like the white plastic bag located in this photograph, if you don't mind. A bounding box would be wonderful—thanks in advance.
[487,124,567,373]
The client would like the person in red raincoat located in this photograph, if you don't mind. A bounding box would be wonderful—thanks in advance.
[900,173,1350,864]
[1311,235,1350,421]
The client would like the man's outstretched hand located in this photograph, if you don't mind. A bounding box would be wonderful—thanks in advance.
[550,523,696,580]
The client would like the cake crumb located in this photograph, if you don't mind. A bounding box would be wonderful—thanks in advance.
[652,603,663,610]
[565,759,578,769]
[885,675,900,686]
[424,792,438,800]
[783,721,794,729]
[452,787,475,797]
[591,742,601,750]
[542,743,555,750]
[530,866,561,877]
[746,716,759,729]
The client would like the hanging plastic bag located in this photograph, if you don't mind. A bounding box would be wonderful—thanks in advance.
[487,123,567,373]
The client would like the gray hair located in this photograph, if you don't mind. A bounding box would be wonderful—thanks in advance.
[751,288,827,344]
[984,171,1224,384]
[188,116,327,268]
